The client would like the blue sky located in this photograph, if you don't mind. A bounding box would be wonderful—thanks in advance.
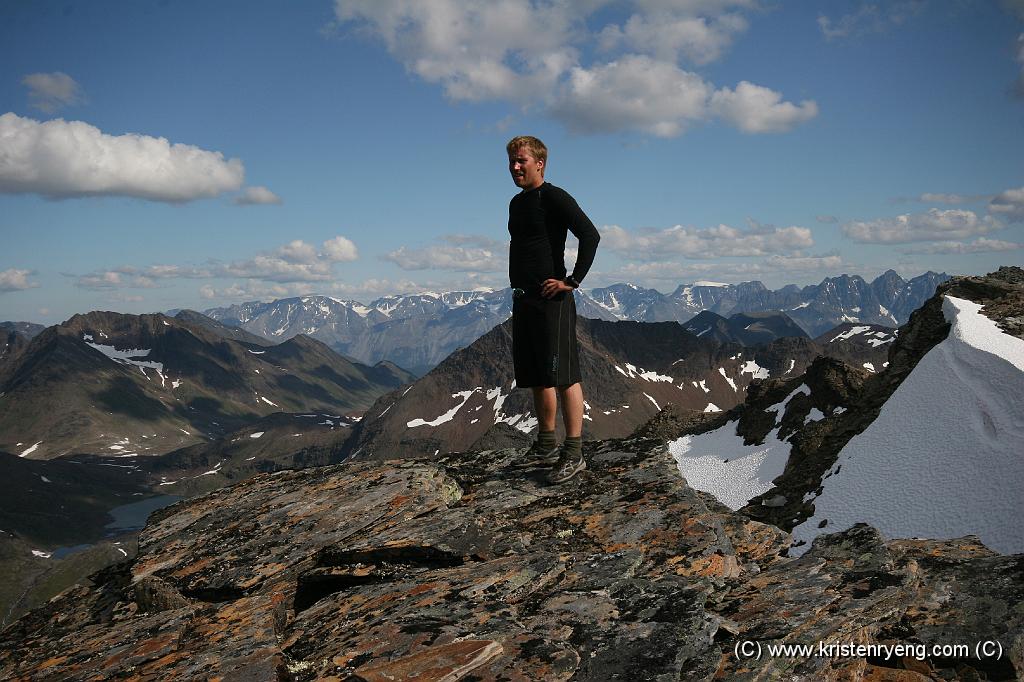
[1,0,1022,324]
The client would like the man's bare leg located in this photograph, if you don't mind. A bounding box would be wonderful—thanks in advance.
[558,382,583,438]
[532,386,558,432]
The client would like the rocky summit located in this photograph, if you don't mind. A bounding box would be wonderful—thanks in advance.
[3,436,1020,680]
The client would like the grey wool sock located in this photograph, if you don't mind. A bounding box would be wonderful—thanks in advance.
[562,435,582,457]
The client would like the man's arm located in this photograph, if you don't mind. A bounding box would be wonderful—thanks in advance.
[554,188,600,285]
[540,187,601,298]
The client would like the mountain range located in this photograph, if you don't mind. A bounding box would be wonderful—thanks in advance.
[0,311,411,460]
[343,312,895,460]
[201,270,946,374]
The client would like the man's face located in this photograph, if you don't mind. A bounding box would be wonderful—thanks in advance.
[509,147,544,191]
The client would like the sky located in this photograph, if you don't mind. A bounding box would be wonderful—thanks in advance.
[1,0,1023,325]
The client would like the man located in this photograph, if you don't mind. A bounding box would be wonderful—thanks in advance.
[506,135,600,484]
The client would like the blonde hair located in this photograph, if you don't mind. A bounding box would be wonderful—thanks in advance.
[506,135,548,165]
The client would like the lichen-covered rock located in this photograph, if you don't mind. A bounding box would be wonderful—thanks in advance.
[1,440,1020,681]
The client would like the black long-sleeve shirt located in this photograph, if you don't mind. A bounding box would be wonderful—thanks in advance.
[507,182,600,291]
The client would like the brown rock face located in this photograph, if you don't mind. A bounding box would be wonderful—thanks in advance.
[2,438,1020,681]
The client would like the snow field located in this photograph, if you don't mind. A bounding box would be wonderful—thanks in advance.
[791,296,1024,555]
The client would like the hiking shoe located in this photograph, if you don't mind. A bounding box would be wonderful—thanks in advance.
[546,447,586,484]
[524,440,560,464]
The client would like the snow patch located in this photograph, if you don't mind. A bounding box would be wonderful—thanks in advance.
[616,363,673,382]
[704,403,721,413]
[200,461,224,476]
[515,416,539,433]
[250,432,264,439]
[740,359,769,379]
[718,367,737,391]
[644,393,660,410]
[19,441,42,457]
[408,390,475,428]
[830,325,872,343]
[767,384,809,418]
[86,342,165,379]
[669,425,792,510]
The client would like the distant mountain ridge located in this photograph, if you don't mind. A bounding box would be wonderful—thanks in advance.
[0,321,46,340]
[0,311,412,459]
[583,270,947,334]
[342,314,894,461]
[202,271,946,373]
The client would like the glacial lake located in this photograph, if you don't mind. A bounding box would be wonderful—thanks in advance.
[49,495,182,560]
[104,494,182,533]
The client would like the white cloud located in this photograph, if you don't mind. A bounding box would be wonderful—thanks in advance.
[199,277,425,304]
[275,240,320,264]
[199,281,316,302]
[333,0,816,138]
[323,236,359,262]
[385,245,505,272]
[334,0,576,102]
[602,221,814,259]
[818,2,926,40]
[920,192,968,204]
[551,60,817,137]
[0,268,38,292]
[73,236,361,289]
[235,186,282,205]
[439,234,505,249]
[0,113,244,202]
[74,270,159,290]
[384,234,506,271]
[220,255,334,283]
[551,56,711,137]
[142,264,203,279]
[842,209,1002,243]
[600,253,844,285]
[76,271,125,289]
[990,186,1024,222]
[763,254,844,271]
[598,10,748,65]
[22,72,84,113]
[710,81,819,133]
[902,238,1022,255]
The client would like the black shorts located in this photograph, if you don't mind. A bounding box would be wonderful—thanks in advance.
[512,291,581,388]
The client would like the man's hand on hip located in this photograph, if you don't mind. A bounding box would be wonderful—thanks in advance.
[541,278,574,298]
